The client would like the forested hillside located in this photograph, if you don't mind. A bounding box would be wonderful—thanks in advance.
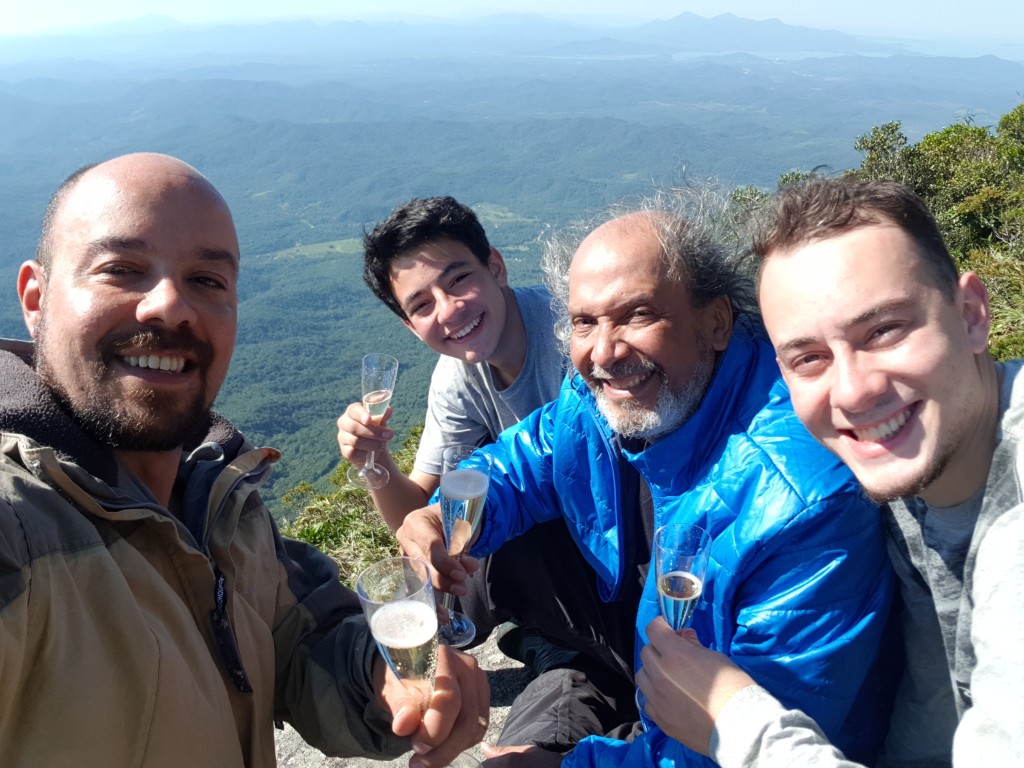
[2,13,1021,509]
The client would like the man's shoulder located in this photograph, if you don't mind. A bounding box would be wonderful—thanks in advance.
[998,359,1024,442]
[0,338,33,364]
[0,440,104,576]
[511,284,552,305]
[723,377,862,509]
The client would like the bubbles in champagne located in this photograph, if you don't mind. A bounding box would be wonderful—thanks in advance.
[441,468,490,555]
[370,600,439,682]
[440,468,489,500]
[363,388,393,421]
[657,570,702,631]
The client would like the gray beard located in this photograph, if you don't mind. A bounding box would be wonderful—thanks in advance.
[592,336,715,441]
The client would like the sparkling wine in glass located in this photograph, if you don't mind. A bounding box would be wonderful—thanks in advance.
[654,523,712,631]
[347,353,399,490]
[437,444,492,648]
[356,556,439,708]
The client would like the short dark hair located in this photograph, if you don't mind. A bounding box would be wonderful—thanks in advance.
[35,162,99,271]
[363,196,491,319]
[752,178,958,300]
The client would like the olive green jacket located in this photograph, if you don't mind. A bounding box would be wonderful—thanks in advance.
[0,340,407,767]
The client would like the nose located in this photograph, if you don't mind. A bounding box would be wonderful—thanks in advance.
[830,350,888,414]
[135,277,197,327]
[435,289,462,325]
[589,322,629,370]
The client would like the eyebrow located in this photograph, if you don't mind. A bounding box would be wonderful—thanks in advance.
[569,293,659,317]
[398,259,471,309]
[773,297,916,356]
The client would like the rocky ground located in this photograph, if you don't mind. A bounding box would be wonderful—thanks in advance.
[275,630,532,767]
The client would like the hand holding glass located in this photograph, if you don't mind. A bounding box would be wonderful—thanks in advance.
[437,445,492,648]
[347,353,399,490]
[356,556,438,707]
[654,523,712,631]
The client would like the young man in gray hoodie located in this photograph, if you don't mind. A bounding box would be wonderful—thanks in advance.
[637,178,1024,767]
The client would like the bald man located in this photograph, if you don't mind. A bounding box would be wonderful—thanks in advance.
[396,197,899,768]
[0,153,488,768]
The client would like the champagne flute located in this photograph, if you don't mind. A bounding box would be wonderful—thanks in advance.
[356,555,439,708]
[347,352,400,490]
[654,523,712,631]
[437,444,493,648]
[636,523,712,730]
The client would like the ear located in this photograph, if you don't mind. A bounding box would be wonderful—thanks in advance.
[487,248,508,286]
[958,272,991,354]
[17,260,45,339]
[701,295,733,352]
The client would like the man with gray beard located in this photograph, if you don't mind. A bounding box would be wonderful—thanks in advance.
[397,193,900,768]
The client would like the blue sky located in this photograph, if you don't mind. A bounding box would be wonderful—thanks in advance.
[3,0,1021,42]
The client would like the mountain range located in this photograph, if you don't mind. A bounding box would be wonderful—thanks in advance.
[1,12,1021,508]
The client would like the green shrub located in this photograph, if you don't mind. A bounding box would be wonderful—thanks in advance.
[280,426,422,586]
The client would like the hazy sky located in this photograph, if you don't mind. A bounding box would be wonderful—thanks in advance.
[3,0,1020,42]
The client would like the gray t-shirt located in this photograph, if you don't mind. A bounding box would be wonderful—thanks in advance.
[710,359,1024,768]
[413,285,567,476]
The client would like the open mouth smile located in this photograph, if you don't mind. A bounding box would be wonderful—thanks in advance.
[121,353,187,373]
[448,316,481,340]
[846,404,914,443]
[599,370,654,391]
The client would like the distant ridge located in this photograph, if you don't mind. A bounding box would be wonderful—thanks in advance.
[0,12,916,63]
[630,12,905,55]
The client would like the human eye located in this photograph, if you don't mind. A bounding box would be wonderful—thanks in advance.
[98,261,136,277]
[784,350,829,377]
[571,315,595,334]
[408,299,431,317]
[868,322,902,341]
[449,271,476,292]
[192,273,230,291]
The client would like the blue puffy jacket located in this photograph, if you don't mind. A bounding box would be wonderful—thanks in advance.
[469,318,897,768]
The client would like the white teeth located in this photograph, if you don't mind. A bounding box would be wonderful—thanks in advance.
[853,408,909,442]
[125,355,185,373]
[599,371,651,390]
[450,316,481,340]
[609,373,647,389]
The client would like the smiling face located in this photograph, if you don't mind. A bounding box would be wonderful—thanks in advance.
[389,238,511,365]
[19,153,239,452]
[567,216,730,440]
[758,224,995,505]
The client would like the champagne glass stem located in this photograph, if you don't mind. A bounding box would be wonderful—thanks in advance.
[438,590,456,620]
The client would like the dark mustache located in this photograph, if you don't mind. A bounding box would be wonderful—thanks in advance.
[99,327,214,367]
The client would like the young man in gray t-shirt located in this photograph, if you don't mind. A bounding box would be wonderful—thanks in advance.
[337,198,641,752]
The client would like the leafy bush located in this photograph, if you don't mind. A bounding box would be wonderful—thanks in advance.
[280,426,423,586]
